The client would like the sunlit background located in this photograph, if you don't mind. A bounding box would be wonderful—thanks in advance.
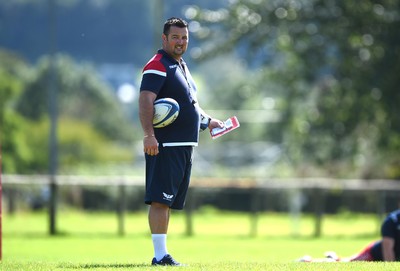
[1,0,400,236]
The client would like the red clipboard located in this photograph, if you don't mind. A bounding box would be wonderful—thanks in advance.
[210,116,240,139]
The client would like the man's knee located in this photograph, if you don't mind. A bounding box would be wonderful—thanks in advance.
[151,202,170,211]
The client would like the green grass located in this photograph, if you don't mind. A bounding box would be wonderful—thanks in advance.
[2,209,400,270]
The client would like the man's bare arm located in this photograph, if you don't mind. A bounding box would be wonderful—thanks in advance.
[139,90,159,156]
[382,237,395,261]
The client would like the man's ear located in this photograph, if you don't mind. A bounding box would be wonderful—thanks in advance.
[162,34,167,42]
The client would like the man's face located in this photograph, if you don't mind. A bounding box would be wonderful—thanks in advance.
[162,26,189,60]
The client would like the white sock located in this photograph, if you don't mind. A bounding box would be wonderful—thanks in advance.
[152,234,168,261]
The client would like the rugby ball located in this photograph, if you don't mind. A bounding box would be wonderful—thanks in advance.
[153,98,180,128]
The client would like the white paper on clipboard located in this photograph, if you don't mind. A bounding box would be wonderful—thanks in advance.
[210,116,240,139]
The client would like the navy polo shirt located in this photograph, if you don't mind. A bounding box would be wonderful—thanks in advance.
[140,49,201,146]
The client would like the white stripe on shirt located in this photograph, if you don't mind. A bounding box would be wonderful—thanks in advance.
[143,69,166,77]
[162,142,198,147]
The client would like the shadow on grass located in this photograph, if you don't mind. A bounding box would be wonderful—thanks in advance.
[61,263,149,269]
[254,233,379,241]
[5,231,149,239]
[5,231,378,240]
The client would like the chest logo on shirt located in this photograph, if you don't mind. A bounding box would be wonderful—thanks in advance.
[169,64,178,69]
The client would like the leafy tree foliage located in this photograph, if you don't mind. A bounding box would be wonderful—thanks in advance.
[23,117,133,174]
[186,0,400,178]
[0,49,33,172]
[1,50,134,173]
[16,54,133,142]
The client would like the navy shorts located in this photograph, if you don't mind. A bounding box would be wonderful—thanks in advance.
[144,146,193,210]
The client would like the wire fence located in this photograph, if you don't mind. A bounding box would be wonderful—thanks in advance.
[2,175,400,237]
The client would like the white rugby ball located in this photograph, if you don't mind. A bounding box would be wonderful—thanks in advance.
[153,98,180,128]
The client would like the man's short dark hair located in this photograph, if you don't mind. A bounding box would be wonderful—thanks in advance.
[163,17,188,35]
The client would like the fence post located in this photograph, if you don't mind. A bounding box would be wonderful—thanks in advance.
[289,188,303,237]
[7,187,16,214]
[250,188,260,237]
[313,188,325,237]
[376,190,386,234]
[117,183,126,236]
[184,188,197,236]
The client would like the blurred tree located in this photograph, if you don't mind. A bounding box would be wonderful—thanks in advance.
[186,0,400,178]
[0,0,227,64]
[24,117,133,174]
[0,49,34,172]
[195,55,272,142]
[0,50,134,173]
[16,54,134,143]
[0,0,150,63]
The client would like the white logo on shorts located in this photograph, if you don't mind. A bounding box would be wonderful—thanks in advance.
[163,192,174,201]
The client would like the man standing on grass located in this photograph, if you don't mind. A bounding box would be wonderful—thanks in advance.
[138,17,223,266]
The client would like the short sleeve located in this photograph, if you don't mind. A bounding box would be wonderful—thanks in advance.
[381,214,397,238]
[140,54,167,94]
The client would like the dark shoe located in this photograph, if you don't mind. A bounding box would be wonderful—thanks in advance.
[151,254,183,266]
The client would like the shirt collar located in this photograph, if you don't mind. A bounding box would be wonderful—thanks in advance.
[158,49,186,66]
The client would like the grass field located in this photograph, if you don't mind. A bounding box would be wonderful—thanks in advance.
[3,209,400,270]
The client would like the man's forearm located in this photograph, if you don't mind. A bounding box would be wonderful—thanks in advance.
[382,237,396,261]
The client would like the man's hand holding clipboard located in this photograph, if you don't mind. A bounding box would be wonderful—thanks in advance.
[210,116,240,139]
